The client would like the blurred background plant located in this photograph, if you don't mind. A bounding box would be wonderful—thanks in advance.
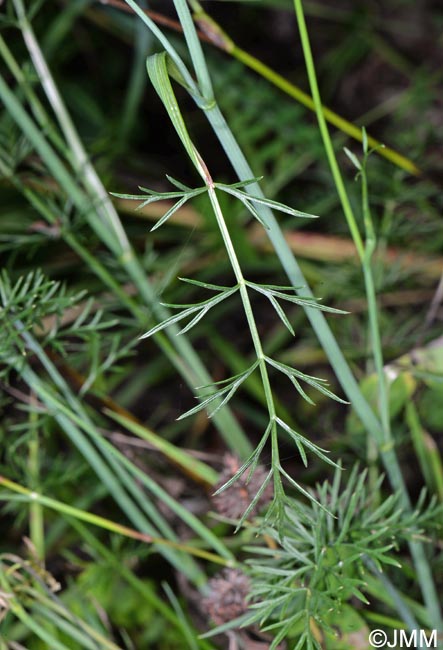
[0,0,442,648]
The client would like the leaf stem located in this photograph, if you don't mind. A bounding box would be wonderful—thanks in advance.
[206,184,280,467]
[28,397,45,562]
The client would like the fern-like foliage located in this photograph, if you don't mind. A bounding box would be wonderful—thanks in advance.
[240,466,441,649]
[203,466,441,648]
[0,269,130,391]
[116,148,351,525]
[0,270,76,379]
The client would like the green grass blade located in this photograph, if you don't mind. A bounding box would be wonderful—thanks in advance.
[104,410,218,486]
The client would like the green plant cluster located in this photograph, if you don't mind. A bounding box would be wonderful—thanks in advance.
[0,0,442,649]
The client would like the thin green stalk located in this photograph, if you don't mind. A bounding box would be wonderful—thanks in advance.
[292,1,364,261]
[206,183,280,472]
[28,398,44,562]
[0,476,231,567]
[172,1,387,451]
[146,50,289,500]
[12,0,130,253]
[205,102,389,435]
[163,0,377,443]
[292,0,442,630]
[361,155,391,445]
[146,0,393,508]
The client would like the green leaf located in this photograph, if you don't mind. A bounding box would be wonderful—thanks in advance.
[229,191,270,229]
[141,286,238,338]
[215,177,263,191]
[150,195,191,231]
[178,277,235,292]
[275,417,338,468]
[179,362,258,420]
[235,469,274,532]
[246,281,348,315]
[343,147,362,171]
[165,174,194,192]
[267,293,295,336]
[146,52,206,179]
[218,185,318,219]
[266,356,348,405]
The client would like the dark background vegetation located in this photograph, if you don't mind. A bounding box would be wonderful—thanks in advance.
[1,0,442,648]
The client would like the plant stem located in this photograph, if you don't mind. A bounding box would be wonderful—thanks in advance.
[173,0,392,493]
[11,0,130,254]
[361,161,391,445]
[206,183,280,466]
[205,99,387,450]
[292,0,442,630]
[292,1,365,262]
[28,397,44,562]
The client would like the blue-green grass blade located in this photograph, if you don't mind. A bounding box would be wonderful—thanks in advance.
[123,0,197,93]
[173,0,213,100]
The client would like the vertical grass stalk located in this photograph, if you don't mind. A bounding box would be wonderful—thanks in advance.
[292,0,442,630]
[28,397,45,562]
